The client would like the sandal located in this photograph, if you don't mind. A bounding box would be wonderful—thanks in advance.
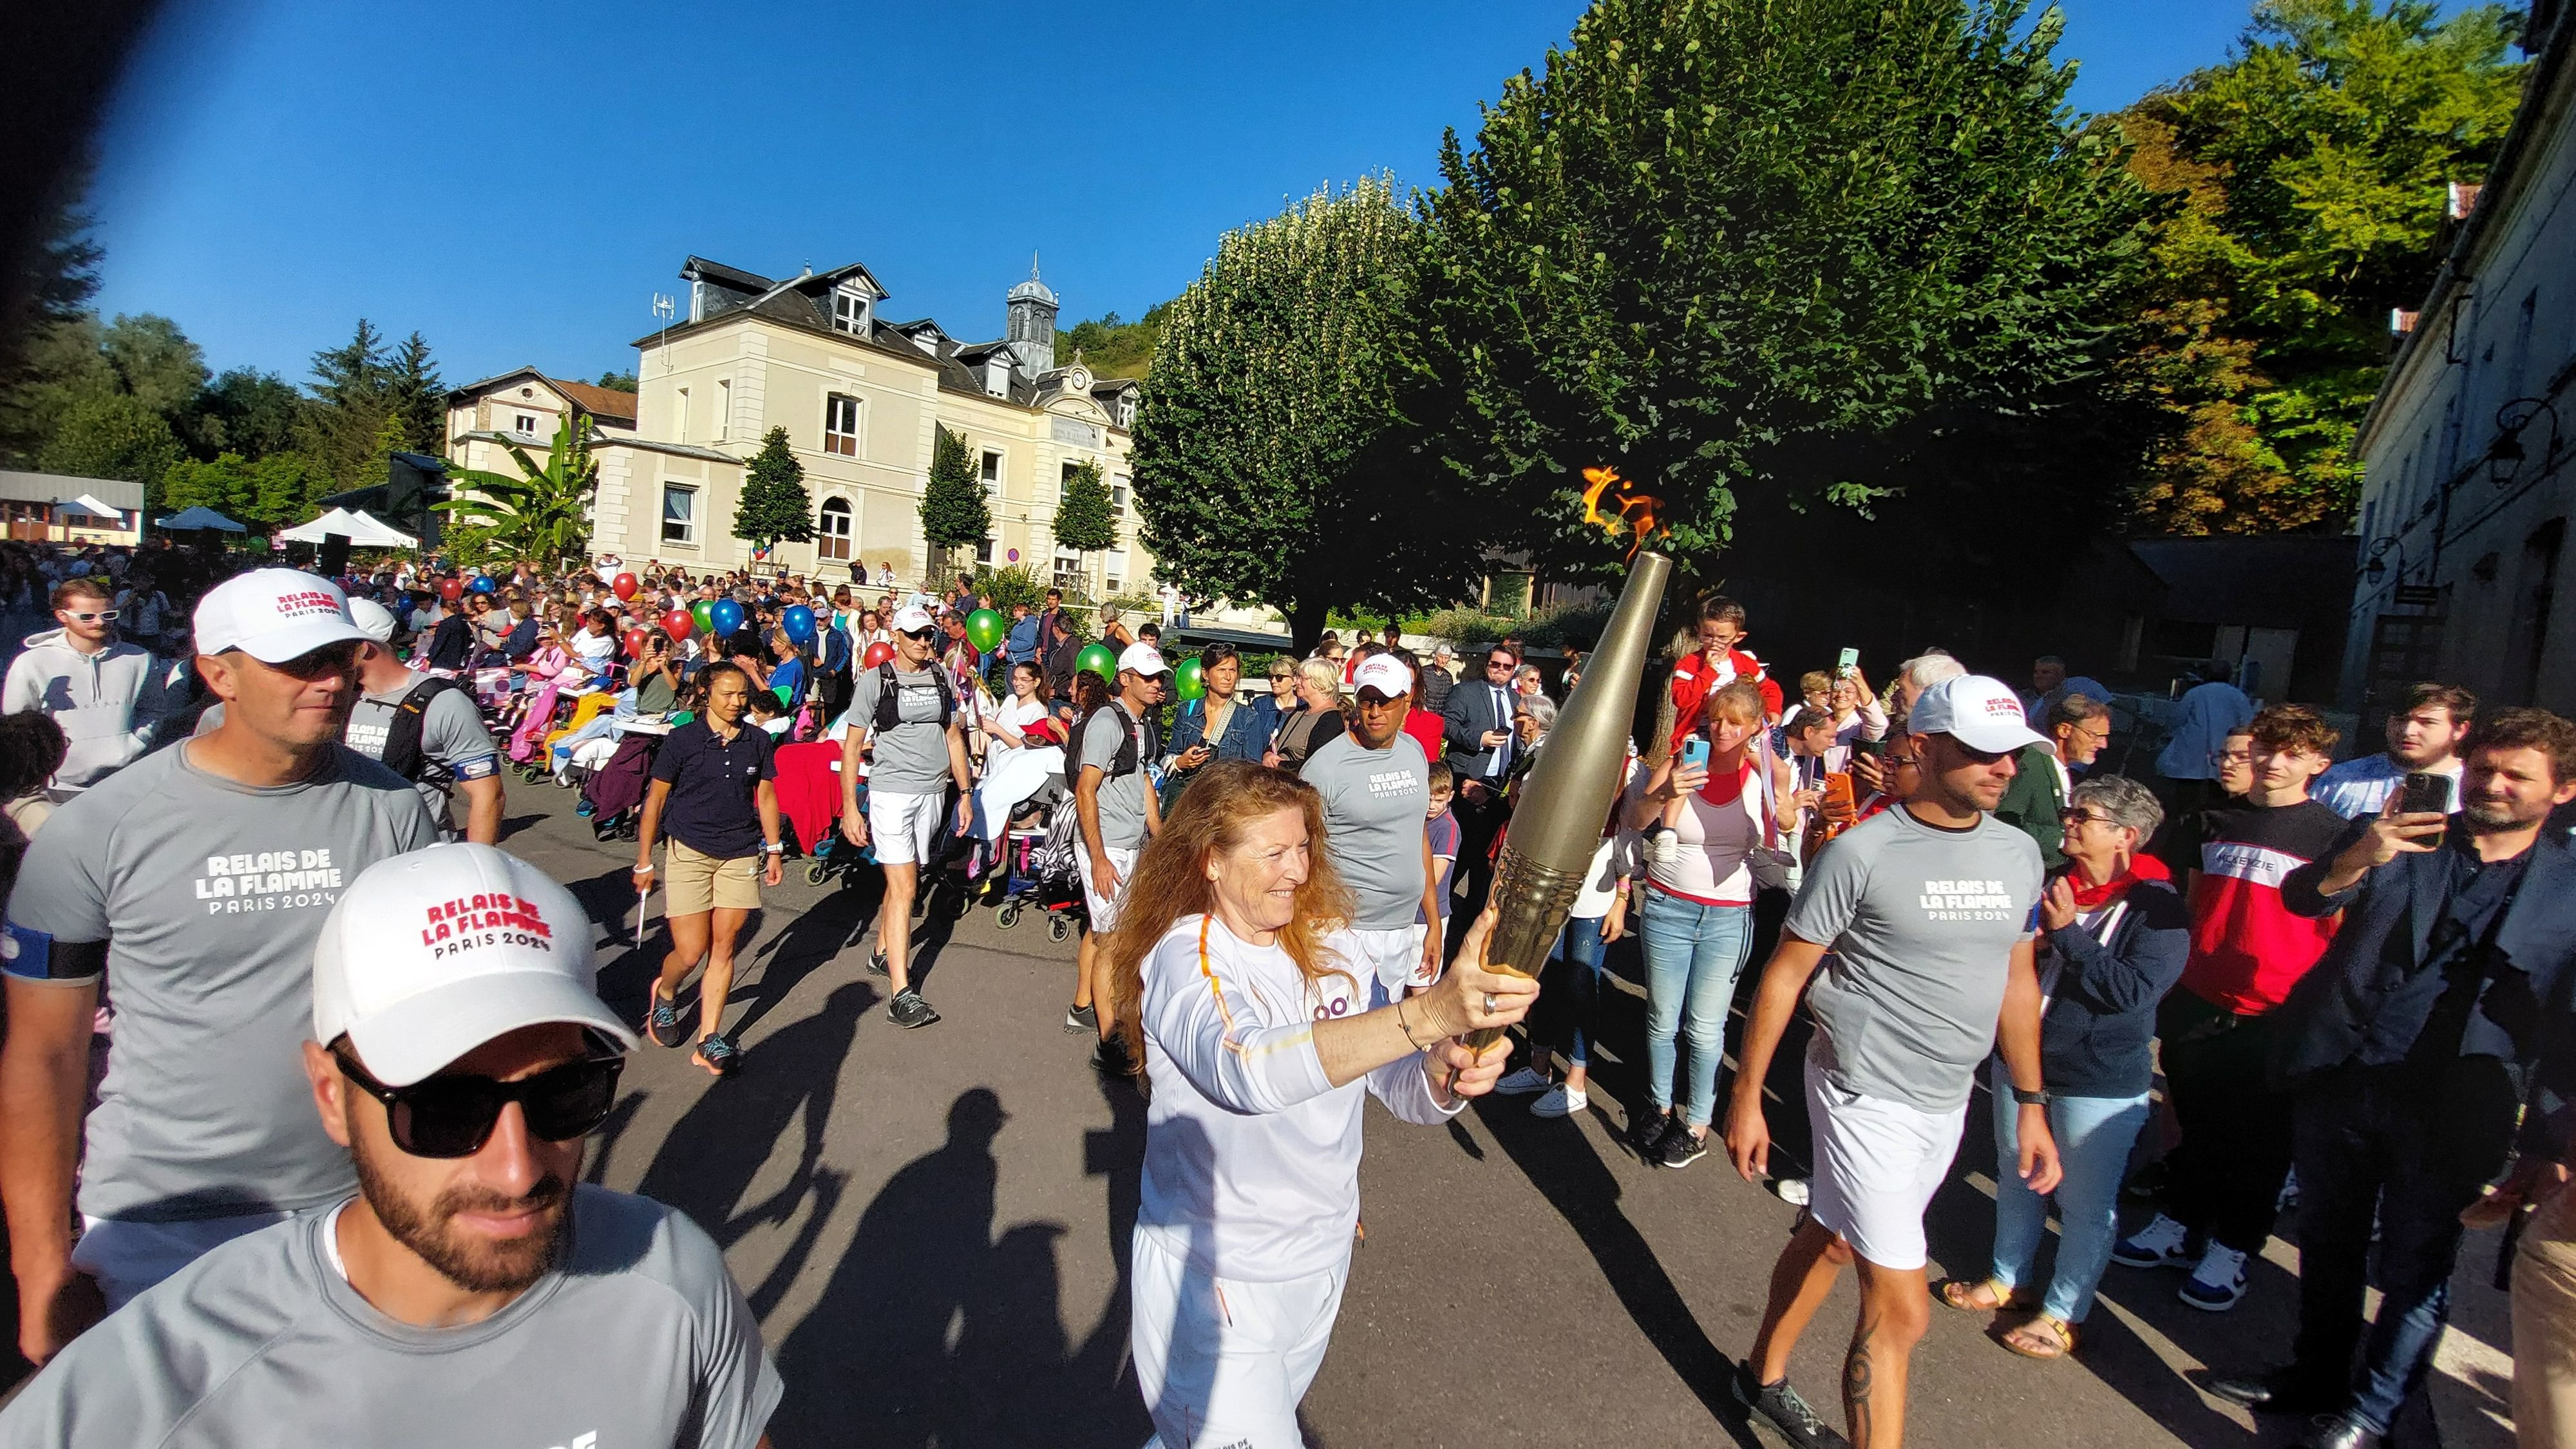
[2000,1313,2078,1360]
[1937,1276,2031,1314]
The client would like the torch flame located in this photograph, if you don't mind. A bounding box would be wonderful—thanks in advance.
[1581,467,1663,556]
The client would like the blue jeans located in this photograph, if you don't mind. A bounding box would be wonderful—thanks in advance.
[1637,889,1752,1126]
[1987,1060,2149,1324]
[1551,913,1610,1070]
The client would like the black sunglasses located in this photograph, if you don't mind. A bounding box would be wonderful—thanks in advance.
[334,1047,623,1159]
[898,627,938,641]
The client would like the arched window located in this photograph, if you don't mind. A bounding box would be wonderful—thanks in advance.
[817,497,853,562]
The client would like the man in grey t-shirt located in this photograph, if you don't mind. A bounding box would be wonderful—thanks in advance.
[1303,653,1440,998]
[836,605,972,1030]
[0,844,781,1449]
[1718,675,2058,1449]
[0,569,437,1361]
[1070,643,1168,1067]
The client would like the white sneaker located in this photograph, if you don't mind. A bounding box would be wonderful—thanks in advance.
[2111,1212,2193,1269]
[1494,1067,1550,1096]
[2179,1244,2249,1311]
[1772,1177,1810,1207]
[1532,1084,1587,1117]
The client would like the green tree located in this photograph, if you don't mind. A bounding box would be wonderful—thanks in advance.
[920,424,992,567]
[194,368,304,459]
[98,314,207,417]
[1133,176,1475,649]
[299,318,394,491]
[1052,455,1118,579]
[0,172,104,464]
[1408,0,2154,576]
[1054,303,1169,379]
[383,331,444,457]
[37,392,182,504]
[2117,0,2528,531]
[595,370,638,392]
[160,450,328,529]
[437,415,594,569]
[732,426,815,551]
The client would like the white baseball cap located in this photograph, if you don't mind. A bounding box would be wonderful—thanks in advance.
[346,596,397,644]
[1117,642,1168,676]
[194,569,370,663]
[1910,674,2049,755]
[1352,654,1415,700]
[312,844,635,1086]
[889,604,936,635]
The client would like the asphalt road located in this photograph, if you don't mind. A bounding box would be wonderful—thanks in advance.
[406,789,2533,1446]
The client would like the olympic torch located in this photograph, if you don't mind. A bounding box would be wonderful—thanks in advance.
[1464,491,1672,1052]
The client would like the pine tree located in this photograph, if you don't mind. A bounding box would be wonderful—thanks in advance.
[383,332,444,457]
[920,424,991,567]
[732,426,815,551]
[299,319,393,491]
[1052,458,1116,563]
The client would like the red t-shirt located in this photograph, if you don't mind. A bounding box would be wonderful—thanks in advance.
[2177,799,2349,1015]
[1670,649,1785,748]
[1401,708,1446,763]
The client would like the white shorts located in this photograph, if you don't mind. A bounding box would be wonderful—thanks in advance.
[1077,844,1139,932]
[867,790,945,867]
[1802,1044,1966,1272]
[75,1207,305,1310]
[1130,1227,1349,1448]
[1352,924,1432,1003]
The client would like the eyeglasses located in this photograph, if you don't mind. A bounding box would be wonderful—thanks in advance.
[1485,660,1515,673]
[2060,808,2115,828]
[333,1047,623,1159]
[63,609,117,623]
[1881,754,1919,768]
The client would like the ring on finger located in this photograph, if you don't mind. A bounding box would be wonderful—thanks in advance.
[1482,991,1498,1014]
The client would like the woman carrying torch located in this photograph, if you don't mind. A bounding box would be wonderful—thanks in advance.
[1105,760,1534,1446]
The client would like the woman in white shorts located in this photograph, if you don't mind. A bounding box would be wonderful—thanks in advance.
[1104,760,1533,1447]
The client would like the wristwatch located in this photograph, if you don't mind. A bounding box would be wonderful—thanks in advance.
[2011,1086,2051,1106]
[763,842,784,855]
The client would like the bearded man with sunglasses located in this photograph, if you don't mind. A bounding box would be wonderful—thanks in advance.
[0,844,781,1449]
[1,574,176,794]
[0,570,438,1365]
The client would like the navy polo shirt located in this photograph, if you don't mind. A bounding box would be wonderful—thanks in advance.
[650,718,777,859]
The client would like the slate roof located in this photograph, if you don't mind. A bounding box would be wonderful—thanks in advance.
[450,367,639,426]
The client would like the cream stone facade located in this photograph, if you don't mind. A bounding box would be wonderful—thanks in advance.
[576,255,1148,594]
[444,368,639,480]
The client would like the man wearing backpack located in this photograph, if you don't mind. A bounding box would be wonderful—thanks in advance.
[838,605,974,1030]
[193,599,502,844]
[1066,643,1168,1070]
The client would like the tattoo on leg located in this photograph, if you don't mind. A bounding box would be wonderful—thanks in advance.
[1846,1318,1876,1445]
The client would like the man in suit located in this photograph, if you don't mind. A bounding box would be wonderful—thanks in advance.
[2205,707,2576,1449]
[1441,643,1521,920]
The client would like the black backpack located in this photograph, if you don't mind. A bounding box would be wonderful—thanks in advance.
[1065,703,1148,782]
[380,675,469,782]
[871,661,953,732]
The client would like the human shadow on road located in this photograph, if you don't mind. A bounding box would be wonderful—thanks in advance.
[637,980,873,1316]
[1472,1095,1766,1447]
[774,1086,1153,1448]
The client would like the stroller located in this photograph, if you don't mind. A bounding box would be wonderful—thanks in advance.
[993,780,1086,943]
[580,731,659,842]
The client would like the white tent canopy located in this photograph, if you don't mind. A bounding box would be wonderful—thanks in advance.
[154,506,246,532]
[277,508,417,549]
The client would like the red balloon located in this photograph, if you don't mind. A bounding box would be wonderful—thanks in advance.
[662,607,694,640]
[439,578,464,601]
[621,627,649,658]
[861,641,895,668]
[612,572,639,601]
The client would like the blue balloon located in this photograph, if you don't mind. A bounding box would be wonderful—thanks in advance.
[468,575,497,594]
[782,605,816,645]
[709,598,745,637]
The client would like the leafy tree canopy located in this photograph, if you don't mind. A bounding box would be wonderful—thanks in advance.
[733,426,815,549]
[1053,457,1119,555]
[1409,0,2155,575]
[920,423,992,552]
[595,370,638,392]
[438,415,595,570]
[1055,303,1169,380]
[2117,0,2528,531]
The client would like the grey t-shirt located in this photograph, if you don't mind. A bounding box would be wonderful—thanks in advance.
[1078,703,1153,849]
[346,683,500,831]
[0,1186,781,1449]
[1784,804,2044,1112]
[1303,730,1431,929]
[847,663,955,797]
[3,743,439,1220]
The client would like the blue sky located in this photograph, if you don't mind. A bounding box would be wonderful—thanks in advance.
[88,0,2265,390]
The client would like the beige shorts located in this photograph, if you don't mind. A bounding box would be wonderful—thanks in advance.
[665,837,762,914]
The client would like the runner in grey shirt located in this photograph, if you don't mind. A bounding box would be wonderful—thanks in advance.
[837,606,973,1030]
[1079,697,1156,849]
[845,659,960,797]
[0,842,779,1448]
[0,569,435,1356]
[1302,655,1443,995]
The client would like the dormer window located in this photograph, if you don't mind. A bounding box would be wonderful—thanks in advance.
[911,330,937,356]
[832,287,869,336]
[984,358,1009,397]
[1117,396,1137,428]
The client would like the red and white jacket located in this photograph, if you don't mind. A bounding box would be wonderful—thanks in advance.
[1669,648,1784,748]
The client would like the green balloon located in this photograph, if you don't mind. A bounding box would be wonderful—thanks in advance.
[690,600,715,634]
[1174,656,1206,701]
[1075,643,1117,680]
[965,608,1007,653]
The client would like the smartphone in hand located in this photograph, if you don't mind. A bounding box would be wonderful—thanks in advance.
[1681,737,1711,770]
[1837,647,1859,678]
[2398,771,2452,815]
